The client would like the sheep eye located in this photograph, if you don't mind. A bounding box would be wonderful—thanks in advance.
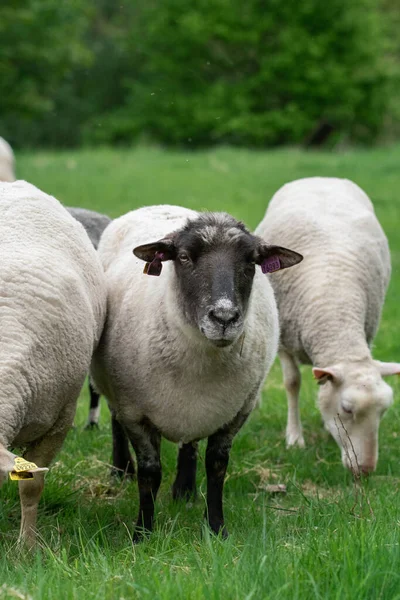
[178,252,190,263]
[342,405,353,415]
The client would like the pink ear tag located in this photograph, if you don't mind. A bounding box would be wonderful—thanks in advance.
[261,256,281,274]
[143,252,164,276]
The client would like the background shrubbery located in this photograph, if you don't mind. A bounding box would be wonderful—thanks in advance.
[0,0,399,148]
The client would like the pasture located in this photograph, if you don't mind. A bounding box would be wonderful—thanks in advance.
[1,145,399,599]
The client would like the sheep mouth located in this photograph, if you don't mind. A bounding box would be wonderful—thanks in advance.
[200,326,236,347]
[211,338,234,348]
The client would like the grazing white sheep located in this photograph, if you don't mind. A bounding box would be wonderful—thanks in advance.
[66,206,112,428]
[256,177,399,475]
[0,137,16,182]
[91,204,302,540]
[0,181,106,546]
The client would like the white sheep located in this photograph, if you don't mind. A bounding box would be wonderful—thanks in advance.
[256,177,399,475]
[0,180,107,546]
[91,204,302,540]
[0,137,16,182]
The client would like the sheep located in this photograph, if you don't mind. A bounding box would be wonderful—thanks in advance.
[66,206,111,428]
[0,180,106,546]
[0,137,110,431]
[0,137,16,182]
[0,137,110,428]
[90,204,303,540]
[255,177,400,475]
[66,207,111,251]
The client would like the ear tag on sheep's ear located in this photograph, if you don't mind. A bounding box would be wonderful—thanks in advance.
[261,256,281,274]
[143,252,164,276]
[9,456,49,481]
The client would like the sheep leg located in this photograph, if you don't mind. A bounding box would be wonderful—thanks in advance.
[125,419,161,542]
[18,426,70,548]
[111,414,136,478]
[85,379,101,428]
[280,351,305,448]
[172,442,198,501]
[205,410,249,538]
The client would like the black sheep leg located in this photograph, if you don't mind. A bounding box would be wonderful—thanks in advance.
[172,441,198,501]
[111,414,136,478]
[85,380,101,428]
[205,410,249,537]
[125,419,162,542]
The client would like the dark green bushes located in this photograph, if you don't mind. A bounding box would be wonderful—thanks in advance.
[0,0,397,148]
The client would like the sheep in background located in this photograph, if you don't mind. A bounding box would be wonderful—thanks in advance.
[66,207,111,428]
[66,207,133,477]
[0,181,106,546]
[66,207,111,250]
[256,177,399,475]
[91,205,302,540]
[0,137,16,182]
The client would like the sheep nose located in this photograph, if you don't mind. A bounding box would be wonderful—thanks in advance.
[208,307,240,327]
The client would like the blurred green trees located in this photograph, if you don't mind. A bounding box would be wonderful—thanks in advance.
[0,0,92,145]
[0,0,398,148]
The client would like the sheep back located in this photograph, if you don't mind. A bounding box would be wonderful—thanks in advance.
[255,177,390,364]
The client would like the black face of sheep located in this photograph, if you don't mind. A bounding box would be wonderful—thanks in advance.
[134,213,303,347]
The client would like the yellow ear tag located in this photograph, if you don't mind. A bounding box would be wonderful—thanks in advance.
[9,456,49,481]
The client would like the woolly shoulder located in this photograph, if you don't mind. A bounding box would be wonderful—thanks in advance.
[267,177,374,213]
[0,180,73,226]
[0,181,106,289]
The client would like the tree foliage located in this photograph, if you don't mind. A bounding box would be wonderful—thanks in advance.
[0,0,397,148]
[0,0,91,145]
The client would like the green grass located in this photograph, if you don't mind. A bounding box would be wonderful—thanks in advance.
[1,145,400,599]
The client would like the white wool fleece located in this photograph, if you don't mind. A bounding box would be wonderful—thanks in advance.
[256,177,390,365]
[91,205,279,444]
[256,177,395,473]
[0,180,107,460]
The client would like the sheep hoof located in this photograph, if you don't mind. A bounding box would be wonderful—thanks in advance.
[205,518,229,539]
[132,527,151,544]
[208,524,229,540]
[110,463,136,480]
[286,431,305,448]
[84,421,99,430]
[218,526,229,540]
[172,483,197,502]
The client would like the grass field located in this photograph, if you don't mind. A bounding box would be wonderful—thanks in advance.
[1,145,400,599]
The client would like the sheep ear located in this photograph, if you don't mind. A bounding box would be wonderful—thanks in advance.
[133,238,177,263]
[374,361,400,377]
[313,366,343,385]
[133,237,177,276]
[255,242,303,273]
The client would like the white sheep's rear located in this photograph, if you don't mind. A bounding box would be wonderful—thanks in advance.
[0,180,106,546]
[256,177,400,475]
